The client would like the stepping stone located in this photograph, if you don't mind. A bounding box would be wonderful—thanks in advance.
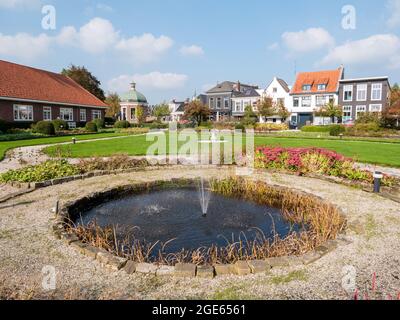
[136,263,158,275]
[123,261,137,275]
[214,264,235,276]
[196,266,215,279]
[247,260,271,274]
[174,263,197,277]
[156,265,175,277]
[234,261,251,275]
[265,257,290,268]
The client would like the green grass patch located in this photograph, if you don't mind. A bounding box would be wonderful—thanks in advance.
[212,285,250,300]
[270,270,308,285]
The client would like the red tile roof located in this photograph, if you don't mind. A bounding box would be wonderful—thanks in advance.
[291,67,344,95]
[0,60,107,108]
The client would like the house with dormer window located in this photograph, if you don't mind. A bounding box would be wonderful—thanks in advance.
[290,66,344,127]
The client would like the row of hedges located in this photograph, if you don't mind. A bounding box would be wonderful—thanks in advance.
[302,124,399,137]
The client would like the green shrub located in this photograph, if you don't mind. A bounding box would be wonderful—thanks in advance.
[255,123,289,132]
[329,125,346,136]
[0,160,80,183]
[354,122,381,132]
[114,120,131,129]
[52,119,69,132]
[33,121,55,135]
[355,112,381,125]
[149,122,168,129]
[93,118,105,129]
[301,125,332,133]
[235,123,245,132]
[85,121,98,132]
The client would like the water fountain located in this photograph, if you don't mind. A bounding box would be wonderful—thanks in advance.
[198,177,211,217]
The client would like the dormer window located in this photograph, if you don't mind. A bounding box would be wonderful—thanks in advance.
[302,84,312,91]
[317,84,327,91]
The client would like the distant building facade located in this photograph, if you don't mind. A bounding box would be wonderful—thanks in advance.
[120,82,149,123]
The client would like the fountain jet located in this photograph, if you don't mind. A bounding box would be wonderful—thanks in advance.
[198,177,211,217]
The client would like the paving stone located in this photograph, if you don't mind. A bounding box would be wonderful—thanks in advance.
[61,233,79,245]
[81,245,99,260]
[214,264,235,276]
[299,251,322,265]
[123,261,137,275]
[286,256,304,266]
[234,261,251,275]
[315,245,331,256]
[196,266,215,279]
[174,263,197,277]
[70,241,88,254]
[247,260,271,274]
[156,265,175,276]
[105,256,127,271]
[265,256,290,268]
[136,263,158,275]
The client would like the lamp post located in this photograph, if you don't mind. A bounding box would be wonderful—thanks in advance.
[373,171,383,193]
[72,137,76,145]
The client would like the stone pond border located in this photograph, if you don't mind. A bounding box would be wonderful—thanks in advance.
[51,177,353,279]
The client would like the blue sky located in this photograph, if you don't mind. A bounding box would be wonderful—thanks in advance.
[1,0,400,104]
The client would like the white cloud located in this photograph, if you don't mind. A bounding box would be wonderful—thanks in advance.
[320,34,400,69]
[267,42,279,51]
[0,32,51,60]
[0,0,40,9]
[116,33,173,64]
[387,0,400,28]
[179,45,204,56]
[108,72,188,92]
[282,27,335,53]
[96,3,113,12]
[58,18,119,54]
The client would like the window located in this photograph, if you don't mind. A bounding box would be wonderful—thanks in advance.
[316,95,327,106]
[369,104,382,113]
[92,110,102,120]
[209,98,214,109]
[60,108,73,121]
[273,87,278,93]
[224,98,230,109]
[14,105,33,121]
[356,105,366,119]
[301,96,311,107]
[302,84,312,91]
[317,84,327,91]
[343,106,352,123]
[356,84,367,101]
[343,85,353,101]
[291,115,297,124]
[80,109,87,122]
[43,107,52,121]
[293,97,299,107]
[216,98,222,109]
[121,108,127,120]
[371,83,382,101]
[234,101,243,112]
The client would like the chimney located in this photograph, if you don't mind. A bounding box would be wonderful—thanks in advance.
[237,81,241,92]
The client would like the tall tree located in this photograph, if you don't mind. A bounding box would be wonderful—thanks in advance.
[256,97,275,122]
[135,106,146,125]
[61,65,106,101]
[183,100,211,125]
[105,93,121,118]
[153,103,171,121]
[316,102,343,124]
[391,83,400,106]
[242,105,258,126]
[276,100,290,121]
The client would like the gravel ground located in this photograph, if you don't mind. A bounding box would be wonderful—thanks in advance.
[0,167,399,300]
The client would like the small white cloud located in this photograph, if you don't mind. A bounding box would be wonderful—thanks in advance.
[268,42,279,51]
[0,0,40,9]
[282,27,335,53]
[179,45,204,56]
[116,33,173,64]
[108,72,188,92]
[96,3,113,12]
[320,34,400,69]
[387,0,400,28]
[0,32,51,60]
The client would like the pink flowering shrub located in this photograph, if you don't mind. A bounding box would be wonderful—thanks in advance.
[255,147,394,186]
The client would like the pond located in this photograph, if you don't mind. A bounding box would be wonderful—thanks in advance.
[78,187,301,257]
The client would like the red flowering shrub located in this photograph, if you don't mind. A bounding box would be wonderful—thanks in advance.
[255,147,395,186]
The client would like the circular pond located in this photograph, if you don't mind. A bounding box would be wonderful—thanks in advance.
[77,186,301,257]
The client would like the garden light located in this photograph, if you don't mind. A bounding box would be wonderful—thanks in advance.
[373,171,383,193]
[72,137,76,144]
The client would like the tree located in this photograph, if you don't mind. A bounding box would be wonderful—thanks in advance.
[242,105,258,126]
[316,102,343,124]
[105,93,121,118]
[391,83,400,106]
[183,100,211,126]
[135,106,146,125]
[61,65,105,101]
[153,103,171,121]
[383,100,400,128]
[276,100,290,121]
[256,97,275,122]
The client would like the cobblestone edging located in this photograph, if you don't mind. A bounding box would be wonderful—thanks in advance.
[51,178,352,279]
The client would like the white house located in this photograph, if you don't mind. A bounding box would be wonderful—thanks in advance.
[168,100,186,122]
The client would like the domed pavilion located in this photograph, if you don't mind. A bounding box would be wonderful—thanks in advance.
[120,82,149,123]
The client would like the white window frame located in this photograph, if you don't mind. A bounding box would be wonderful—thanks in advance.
[293,97,299,107]
[224,98,230,109]
[356,84,367,101]
[317,84,327,91]
[301,96,311,107]
[80,109,87,122]
[216,97,222,109]
[60,108,74,121]
[343,85,353,102]
[369,104,382,113]
[209,98,214,109]
[92,110,102,120]
[13,104,33,121]
[43,106,52,121]
[342,106,352,123]
[302,84,312,91]
[356,105,367,119]
[371,83,382,101]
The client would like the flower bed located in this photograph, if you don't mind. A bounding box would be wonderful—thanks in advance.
[255,147,396,186]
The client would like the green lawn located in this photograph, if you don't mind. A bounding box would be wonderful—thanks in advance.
[0,132,132,161]
[42,133,400,168]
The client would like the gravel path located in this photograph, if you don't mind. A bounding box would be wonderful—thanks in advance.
[0,167,399,300]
